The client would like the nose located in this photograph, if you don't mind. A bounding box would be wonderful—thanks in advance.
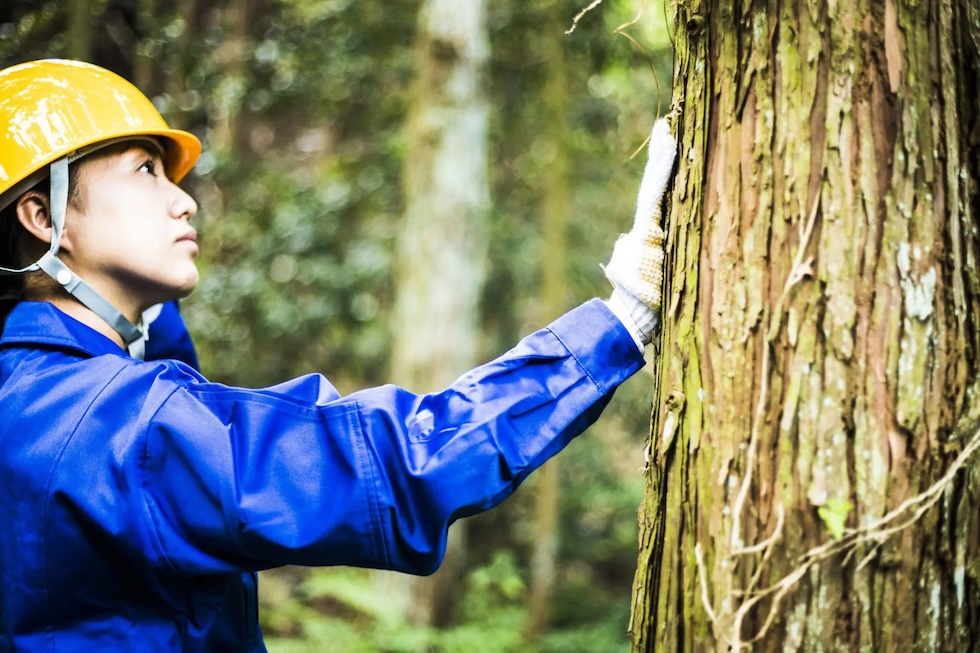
[170,181,198,222]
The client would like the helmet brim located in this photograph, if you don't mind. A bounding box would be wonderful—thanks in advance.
[155,129,202,184]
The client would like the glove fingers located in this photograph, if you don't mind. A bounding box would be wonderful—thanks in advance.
[634,119,677,228]
[604,232,665,309]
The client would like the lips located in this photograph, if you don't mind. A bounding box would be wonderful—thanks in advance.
[177,231,199,256]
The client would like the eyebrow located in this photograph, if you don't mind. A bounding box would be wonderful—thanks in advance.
[130,141,166,161]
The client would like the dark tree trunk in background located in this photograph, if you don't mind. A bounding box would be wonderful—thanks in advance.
[210,0,257,153]
[67,0,93,61]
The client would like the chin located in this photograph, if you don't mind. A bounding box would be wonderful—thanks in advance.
[174,268,200,295]
[173,277,199,299]
[145,275,199,306]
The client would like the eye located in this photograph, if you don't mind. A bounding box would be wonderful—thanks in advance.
[138,158,158,175]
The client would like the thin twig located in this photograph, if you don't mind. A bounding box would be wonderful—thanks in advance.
[613,2,644,33]
[729,423,980,645]
[565,0,604,35]
[727,198,821,647]
[766,193,820,341]
[566,0,670,159]
[630,132,653,160]
[694,543,729,644]
[855,543,881,573]
[735,503,785,557]
[613,1,667,129]
[611,4,667,160]
[850,430,980,538]
[743,504,785,597]
[731,194,820,553]
[730,342,770,552]
[737,562,810,645]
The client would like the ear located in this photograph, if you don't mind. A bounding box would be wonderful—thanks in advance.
[15,191,73,254]
[15,191,52,242]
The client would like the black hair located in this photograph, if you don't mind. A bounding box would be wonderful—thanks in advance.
[0,166,81,327]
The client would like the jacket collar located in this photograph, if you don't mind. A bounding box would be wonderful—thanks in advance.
[0,301,127,358]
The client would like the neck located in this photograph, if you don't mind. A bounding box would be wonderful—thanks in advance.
[24,265,147,350]
[47,294,128,350]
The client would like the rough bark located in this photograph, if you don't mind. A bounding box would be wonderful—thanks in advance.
[387,0,491,629]
[629,0,980,650]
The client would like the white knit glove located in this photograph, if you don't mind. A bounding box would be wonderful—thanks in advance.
[603,118,677,348]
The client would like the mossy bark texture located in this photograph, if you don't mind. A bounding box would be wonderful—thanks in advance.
[629,0,980,650]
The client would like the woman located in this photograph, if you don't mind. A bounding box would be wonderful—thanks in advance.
[0,59,676,651]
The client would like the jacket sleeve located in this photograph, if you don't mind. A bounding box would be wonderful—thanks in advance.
[137,299,644,577]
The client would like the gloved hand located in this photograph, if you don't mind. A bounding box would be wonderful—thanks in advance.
[603,118,677,348]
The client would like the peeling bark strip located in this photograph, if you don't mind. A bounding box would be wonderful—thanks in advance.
[629,0,980,651]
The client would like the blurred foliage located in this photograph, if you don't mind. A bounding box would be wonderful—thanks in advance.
[1,0,673,648]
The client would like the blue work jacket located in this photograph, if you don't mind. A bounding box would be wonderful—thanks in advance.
[143,301,200,370]
[0,299,643,652]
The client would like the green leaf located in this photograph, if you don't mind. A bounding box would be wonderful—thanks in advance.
[817,498,853,541]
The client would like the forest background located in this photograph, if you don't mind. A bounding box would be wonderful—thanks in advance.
[0,0,674,650]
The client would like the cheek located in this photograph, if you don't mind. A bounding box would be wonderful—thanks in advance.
[62,211,100,254]
[68,212,143,259]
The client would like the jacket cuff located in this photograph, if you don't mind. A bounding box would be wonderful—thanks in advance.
[546,299,646,395]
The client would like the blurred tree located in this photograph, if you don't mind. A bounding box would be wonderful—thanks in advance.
[630,0,980,650]
[385,0,491,630]
[525,0,570,642]
[67,0,93,60]
[175,0,416,390]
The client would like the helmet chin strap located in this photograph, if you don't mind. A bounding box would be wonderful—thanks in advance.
[0,156,150,358]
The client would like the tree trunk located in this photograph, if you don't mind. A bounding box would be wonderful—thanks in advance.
[387,0,491,630]
[525,0,570,640]
[210,0,253,153]
[133,0,158,92]
[629,0,980,650]
[67,0,93,61]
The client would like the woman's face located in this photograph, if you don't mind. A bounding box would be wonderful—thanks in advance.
[61,141,199,317]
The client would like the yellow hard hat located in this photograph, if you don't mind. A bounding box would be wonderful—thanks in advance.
[0,59,201,206]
